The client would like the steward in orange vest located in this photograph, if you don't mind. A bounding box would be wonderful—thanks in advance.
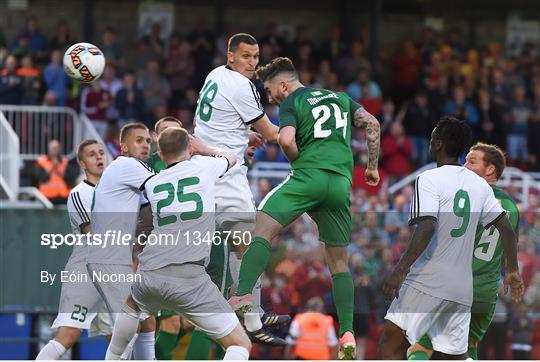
[35,140,72,204]
[286,297,338,360]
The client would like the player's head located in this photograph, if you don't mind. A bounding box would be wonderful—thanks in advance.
[429,116,472,161]
[464,142,506,182]
[157,127,190,164]
[256,57,299,105]
[153,116,183,141]
[119,122,151,161]
[77,140,106,178]
[227,33,259,79]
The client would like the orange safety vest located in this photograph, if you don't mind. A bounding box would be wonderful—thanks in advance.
[293,312,334,360]
[36,155,70,199]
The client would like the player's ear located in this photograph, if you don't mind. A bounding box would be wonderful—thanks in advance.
[227,51,234,64]
[486,164,496,178]
[78,158,86,171]
[120,142,128,155]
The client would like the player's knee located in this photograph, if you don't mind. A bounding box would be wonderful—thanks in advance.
[160,316,181,333]
[407,343,433,359]
[55,327,81,348]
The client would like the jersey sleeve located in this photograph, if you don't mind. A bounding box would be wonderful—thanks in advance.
[480,187,506,229]
[278,96,297,129]
[348,96,363,116]
[67,191,91,232]
[123,158,155,191]
[409,174,439,225]
[231,80,264,125]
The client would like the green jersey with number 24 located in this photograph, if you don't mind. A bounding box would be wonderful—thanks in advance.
[278,87,362,183]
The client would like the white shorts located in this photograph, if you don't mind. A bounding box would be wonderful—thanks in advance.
[86,263,133,315]
[51,263,113,337]
[215,164,255,227]
[385,284,470,355]
[132,264,239,340]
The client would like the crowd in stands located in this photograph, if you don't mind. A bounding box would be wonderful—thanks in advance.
[1,15,539,359]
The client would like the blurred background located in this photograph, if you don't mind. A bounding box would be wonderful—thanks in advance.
[0,0,539,359]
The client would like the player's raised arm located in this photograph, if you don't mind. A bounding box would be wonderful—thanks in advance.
[278,126,299,162]
[352,107,380,185]
[189,134,237,170]
[252,115,279,143]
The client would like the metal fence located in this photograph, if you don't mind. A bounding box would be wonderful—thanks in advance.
[0,112,21,201]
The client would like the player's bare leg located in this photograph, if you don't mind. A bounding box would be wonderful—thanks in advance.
[229,212,287,346]
[325,245,356,359]
[379,320,410,359]
[215,322,252,360]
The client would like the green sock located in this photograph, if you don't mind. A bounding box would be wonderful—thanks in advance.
[468,347,478,360]
[185,330,212,360]
[155,330,177,360]
[235,237,271,296]
[408,351,430,360]
[332,272,354,336]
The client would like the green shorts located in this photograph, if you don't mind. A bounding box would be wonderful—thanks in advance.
[416,300,496,350]
[259,168,351,246]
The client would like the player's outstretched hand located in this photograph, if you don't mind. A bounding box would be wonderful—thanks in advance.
[365,168,380,186]
[248,131,266,148]
[504,271,525,303]
[382,269,404,301]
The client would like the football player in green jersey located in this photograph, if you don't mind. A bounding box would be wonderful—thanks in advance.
[407,142,521,360]
[229,57,381,359]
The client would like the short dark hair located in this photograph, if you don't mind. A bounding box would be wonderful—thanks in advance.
[433,116,472,158]
[119,122,148,143]
[157,127,189,158]
[256,57,298,83]
[228,33,257,52]
[154,116,183,134]
[470,142,506,179]
[77,140,100,161]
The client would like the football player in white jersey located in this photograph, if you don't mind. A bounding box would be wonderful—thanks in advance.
[379,117,524,359]
[194,32,288,346]
[36,140,111,360]
[90,122,156,360]
[106,127,252,360]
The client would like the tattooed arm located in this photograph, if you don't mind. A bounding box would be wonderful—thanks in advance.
[353,107,381,185]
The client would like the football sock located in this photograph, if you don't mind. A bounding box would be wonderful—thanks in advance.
[36,339,66,360]
[185,330,212,359]
[223,345,250,360]
[132,331,155,360]
[468,347,478,360]
[332,272,354,336]
[235,237,270,296]
[408,351,430,360]
[244,277,263,332]
[155,330,177,360]
[105,312,139,360]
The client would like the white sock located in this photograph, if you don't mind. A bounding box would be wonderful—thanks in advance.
[224,345,250,360]
[229,252,241,286]
[132,331,155,360]
[105,313,140,360]
[36,339,66,360]
[119,333,138,360]
[252,277,264,316]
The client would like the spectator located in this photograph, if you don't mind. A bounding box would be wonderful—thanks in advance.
[477,88,505,149]
[346,67,382,116]
[100,27,125,70]
[99,65,123,121]
[382,122,413,181]
[0,55,24,104]
[337,40,370,85]
[104,123,121,159]
[284,297,338,360]
[140,60,171,126]
[43,49,68,106]
[188,18,215,88]
[49,20,73,51]
[353,272,375,359]
[384,194,409,242]
[16,54,41,105]
[34,139,77,205]
[320,24,347,67]
[81,80,111,139]
[505,85,531,165]
[11,16,48,64]
[530,83,540,170]
[443,85,479,130]
[359,212,389,246]
[490,67,512,108]
[116,70,146,125]
[11,33,32,60]
[403,89,435,166]
[140,22,165,63]
[165,34,195,109]
[393,38,423,105]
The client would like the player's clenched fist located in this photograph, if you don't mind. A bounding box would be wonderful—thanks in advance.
[365,168,380,186]
[504,271,525,303]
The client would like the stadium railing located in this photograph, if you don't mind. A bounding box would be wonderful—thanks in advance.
[248,161,291,196]
[0,111,20,201]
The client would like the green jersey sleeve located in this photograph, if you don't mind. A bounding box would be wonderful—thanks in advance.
[278,96,297,129]
[349,98,363,118]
